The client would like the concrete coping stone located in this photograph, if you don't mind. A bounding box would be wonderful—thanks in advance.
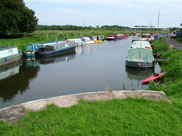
[0,90,171,123]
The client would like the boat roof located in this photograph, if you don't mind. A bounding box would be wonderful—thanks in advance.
[26,40,66,46]
[0,46,17,51]
[130,41,151,49]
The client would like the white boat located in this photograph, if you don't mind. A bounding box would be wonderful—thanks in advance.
[0,46,22,66]
[83,37,95,45]
[91,36,97,41]
[67,38,86,47]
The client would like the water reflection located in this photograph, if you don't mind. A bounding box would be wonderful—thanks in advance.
[0,60,40,102]
[38,53,76,65]
[0,60,22,81]
[125,66,154,80]
[0,53,76,103]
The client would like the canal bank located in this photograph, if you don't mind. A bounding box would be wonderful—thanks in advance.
[0,90,170,122]
[1,90,181,136]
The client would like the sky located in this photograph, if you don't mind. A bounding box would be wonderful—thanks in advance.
[24,0,182,28]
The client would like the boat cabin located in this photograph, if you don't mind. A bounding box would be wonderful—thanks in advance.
[126,41,154,68]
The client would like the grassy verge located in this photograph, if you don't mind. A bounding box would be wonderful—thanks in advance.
[177,37,182,43]
[0,30,129,51]
[150,39,182,105]
[0,99,182,136]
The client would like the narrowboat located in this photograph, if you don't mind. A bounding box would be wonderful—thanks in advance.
[91,36,103,43]
[98,35,105,40]
[126,41,154,68]
[67,38,86,47]
[124,34,129,39]
[25,41,63,57]
[116,34,125,39]
[83,37,95,44]
[38,41,76,57]
[141,34,155,42]
[106,33,117,40]
[76,37,95,45]
[25,43,44,57]
[0,46,22,66]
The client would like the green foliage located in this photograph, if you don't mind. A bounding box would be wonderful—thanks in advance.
[1,99,182,136]
[152,39,169,53]
[177,37,182,43]
[150,39,182,105]
[36,25,130,31]
[0,0,38,37]
[148,81,164,91]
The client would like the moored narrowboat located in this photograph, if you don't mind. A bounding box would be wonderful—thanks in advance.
[0,46,22,66]
[116,34,125,39]
[67,38,86,47]
[106,33,117,40]
[83,37,95,44]
[25,43,43,57]
[25,41,63,57]
[91,36,103,43]
[126,41,154,68]
[38,41,76,57]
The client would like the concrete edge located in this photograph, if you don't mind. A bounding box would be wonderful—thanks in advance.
[0,90,171,123]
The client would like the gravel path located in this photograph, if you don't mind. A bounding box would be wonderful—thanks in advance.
[165,38,182,50]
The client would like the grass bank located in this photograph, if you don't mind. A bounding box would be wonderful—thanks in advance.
[149,38,182,105]
[0,30,129,51]
[0,99,182,136]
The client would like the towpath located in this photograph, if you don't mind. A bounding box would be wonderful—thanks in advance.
[165,38,182,50]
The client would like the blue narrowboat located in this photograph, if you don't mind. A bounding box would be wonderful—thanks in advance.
[38,41,76,57]
[25,43,43,57]
[25,41,63,57]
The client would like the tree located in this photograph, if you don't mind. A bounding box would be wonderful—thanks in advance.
[0,0,38,38]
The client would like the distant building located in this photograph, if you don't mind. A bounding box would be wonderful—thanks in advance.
[131,26,166,31]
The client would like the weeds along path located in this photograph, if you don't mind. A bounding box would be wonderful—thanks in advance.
[150,38,182,105]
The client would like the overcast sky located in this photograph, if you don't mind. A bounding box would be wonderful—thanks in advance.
[24,0,182,28]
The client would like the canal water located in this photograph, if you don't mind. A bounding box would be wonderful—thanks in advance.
[0,38,161,109]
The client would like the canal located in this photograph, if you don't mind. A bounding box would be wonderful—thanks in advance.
[0,38,161,109]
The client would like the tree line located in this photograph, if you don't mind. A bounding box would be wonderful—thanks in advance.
[36,25,130,31]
